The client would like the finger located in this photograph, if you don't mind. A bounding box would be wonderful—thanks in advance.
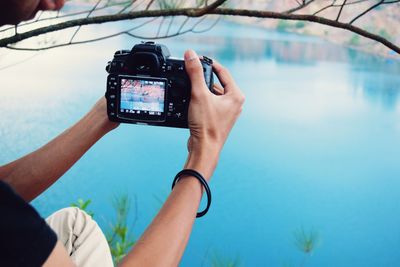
[39,0,64,11]
[212,60,237,94]
[39,0,56,10]
[212,83,224,95]
[54,0,65,9]
[184,50,208,97]
[213,60,245,103]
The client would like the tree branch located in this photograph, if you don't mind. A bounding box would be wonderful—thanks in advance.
[0,0,133,34]
[192,0,227,16]
[1,6,399,55]
[4,16,218,51]
[211,8,400,54]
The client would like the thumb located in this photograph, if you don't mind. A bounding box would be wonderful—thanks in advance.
[184,50,207,96]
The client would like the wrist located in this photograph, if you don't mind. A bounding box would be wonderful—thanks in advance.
[90,97,119,133]
[94,109,118,133]
[185,144,220,181]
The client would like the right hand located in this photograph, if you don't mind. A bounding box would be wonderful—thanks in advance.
[184,50,245,179]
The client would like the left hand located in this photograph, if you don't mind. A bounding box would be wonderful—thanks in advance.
[90,97,119,133]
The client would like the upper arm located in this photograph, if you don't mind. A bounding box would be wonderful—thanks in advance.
[43,241,76,267]
[0,161,17,181]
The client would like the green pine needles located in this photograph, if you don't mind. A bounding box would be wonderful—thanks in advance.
[71,195,136,264]
[71,197,320,266]
[106,195,136,264]
[293,227,320,267]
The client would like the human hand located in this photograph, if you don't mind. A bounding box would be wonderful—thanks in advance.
[184,50,245,179]
[89,97,119,133]
[38,0,65,11]
[0,0,65,25]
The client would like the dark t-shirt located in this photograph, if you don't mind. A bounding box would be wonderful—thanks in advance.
[0,181,57,267]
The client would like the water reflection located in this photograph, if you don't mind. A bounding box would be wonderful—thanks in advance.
[352,73,400,110]
[1,18,400,266]
[173,22,400,111]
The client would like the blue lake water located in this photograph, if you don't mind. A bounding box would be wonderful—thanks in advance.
[1,19,400,266]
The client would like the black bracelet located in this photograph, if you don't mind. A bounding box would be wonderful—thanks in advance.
[171,169,212,218]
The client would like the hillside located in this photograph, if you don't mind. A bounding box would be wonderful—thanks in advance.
[225,0,400,58]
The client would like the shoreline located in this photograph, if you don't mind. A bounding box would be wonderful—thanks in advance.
[225,17,400,61]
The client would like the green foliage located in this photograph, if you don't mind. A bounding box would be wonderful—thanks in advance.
[210,252,242,267]
[196,0,207,7]
[71,195,136,264]
[70,198,94,217]
[157,0,184,10]
[276,20,306,31]
[294,21,306,29]
[107,195,136,265]
[379,28,391,41]
[349,34,361,46]
[70,198,322,267]
[293,227,319,254]
[277,20,291,31]
[282,227,321,267]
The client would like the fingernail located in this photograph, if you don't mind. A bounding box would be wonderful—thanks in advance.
[185,50,198,61]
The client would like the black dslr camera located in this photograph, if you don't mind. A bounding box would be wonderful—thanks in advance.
[105,41,214,128]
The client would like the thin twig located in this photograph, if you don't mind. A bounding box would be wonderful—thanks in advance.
[1,6,399,54]
[146,0,156,10]
[313,0,337,16]
[156,16,165,38]
[119,0,138,14]
[166,16,175,36]
[193,0,227,16]
[5,16,219,51]
[349,0,384,24]
[336,0,347,21]
[177,17,190,33]
[0,0,132,34]
[285,0,315,14]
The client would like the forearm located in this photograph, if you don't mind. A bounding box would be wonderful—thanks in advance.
[120,151,219,267]
[119,50,243,267]
[0,98,116,201]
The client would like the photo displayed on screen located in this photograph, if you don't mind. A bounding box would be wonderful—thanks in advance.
[120,78,165,115]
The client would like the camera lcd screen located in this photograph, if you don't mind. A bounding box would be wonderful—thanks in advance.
[119,76,166,121]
